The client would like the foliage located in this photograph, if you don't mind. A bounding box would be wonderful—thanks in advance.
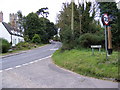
[36,7,49,17]
[52,49,118,80]
[77,33,104,48]
[98,2,119,49]
[57,2,102,50]
[15,42,37,50]
[32,34,41,44]
[0,38,10,53]
[17,10,25,33]
[24,11,57,44]
[53,35,60,41]
[24,35,30,42]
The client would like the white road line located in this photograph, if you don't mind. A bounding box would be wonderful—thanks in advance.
[4,68,13,71]
[0,70,2,73]
[3,55,52,71]
[15,65,21,68]
[50,48,59,51]
[22,63,29,66]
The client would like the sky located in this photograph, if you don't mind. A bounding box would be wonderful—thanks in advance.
[0,0,72,23]
[0,0,119,24]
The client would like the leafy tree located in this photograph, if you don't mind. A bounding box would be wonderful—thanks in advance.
[24,12,40,40]
[98,2,119,48]
[57,2,101,50]
[32,34,41,44]
[24,11,57,44]
[36,7,49,18]
[17,10,24,33]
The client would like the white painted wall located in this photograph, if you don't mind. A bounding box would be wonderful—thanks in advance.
[0,22,11,43]
[0,22,24,46]
[12,35,24,46]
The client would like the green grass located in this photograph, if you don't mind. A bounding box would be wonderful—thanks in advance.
[52,49,118,81]
[0,44,46,56]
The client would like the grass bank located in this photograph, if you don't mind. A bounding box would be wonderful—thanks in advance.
[52,49,118,81]
[0,43,46,56]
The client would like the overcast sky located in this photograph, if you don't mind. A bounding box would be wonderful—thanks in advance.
[0,0,73,23]
[0,0,119,24]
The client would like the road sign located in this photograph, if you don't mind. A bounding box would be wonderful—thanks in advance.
[102,13,110,26]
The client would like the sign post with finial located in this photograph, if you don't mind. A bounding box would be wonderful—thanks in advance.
[102,13,110,60]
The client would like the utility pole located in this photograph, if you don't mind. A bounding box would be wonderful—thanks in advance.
[71,0,74,35]
[78,0,82,34]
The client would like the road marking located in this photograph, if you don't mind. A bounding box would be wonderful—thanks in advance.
[50,48,59,51]
[15,65,21,68]
[22,63,29,66]
[0,70,2,73]
[3,55,52,72]
[4,68,13,71]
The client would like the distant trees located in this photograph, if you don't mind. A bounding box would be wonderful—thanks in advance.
[57,2,103,50]
[23,8,57,44]
[17,10,25,33]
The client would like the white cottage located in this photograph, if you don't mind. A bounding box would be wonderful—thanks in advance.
[0,11,24,46]
[0,22,24,46]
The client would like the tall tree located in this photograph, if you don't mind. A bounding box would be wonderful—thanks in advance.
[24,12,57,43]
[98,2,119,48]
[57,1,102,49]
[17,10,24,33]
[36,7,49,18]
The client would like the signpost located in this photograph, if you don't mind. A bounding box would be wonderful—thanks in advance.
[102,13,110,60]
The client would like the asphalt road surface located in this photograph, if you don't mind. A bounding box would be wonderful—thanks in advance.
[1,42,62,70]
[0,42,119,88]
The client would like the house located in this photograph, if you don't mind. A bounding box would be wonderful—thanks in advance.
[0,11,24,46]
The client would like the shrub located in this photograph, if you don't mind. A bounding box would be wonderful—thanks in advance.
[16,42,38,50]
[32,34,41,44]
[77,33,104,48]
[24,35,30,42]
[0,38,10,53]
[60,27,75,50]
[53,35,60,41]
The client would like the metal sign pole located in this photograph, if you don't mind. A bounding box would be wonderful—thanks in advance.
[105,25,108,60]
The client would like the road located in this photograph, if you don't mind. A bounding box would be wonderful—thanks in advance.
[0,42,119,88]
[1,42,62,70]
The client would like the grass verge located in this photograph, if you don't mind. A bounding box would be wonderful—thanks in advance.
[0,43,46,56]
[52,49,118,81]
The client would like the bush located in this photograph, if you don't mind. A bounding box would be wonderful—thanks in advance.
[77,33,104,48]
[15,42,37,50]
[0,38,10,53]
[32,34,41,44]
[24,35,30,42]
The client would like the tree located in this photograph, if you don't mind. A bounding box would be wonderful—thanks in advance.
[24,12,40,40]
[57,2,100,50]
[32,34,41,44]
[17,10,24,33]
[36,7,49,18]
[98,2,119,48]
[24,12,57,44]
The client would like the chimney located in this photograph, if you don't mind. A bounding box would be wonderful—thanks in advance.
[0,11,3,22]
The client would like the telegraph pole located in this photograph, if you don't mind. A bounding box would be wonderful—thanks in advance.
[71,0,74,35]
[78,0,82,34]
